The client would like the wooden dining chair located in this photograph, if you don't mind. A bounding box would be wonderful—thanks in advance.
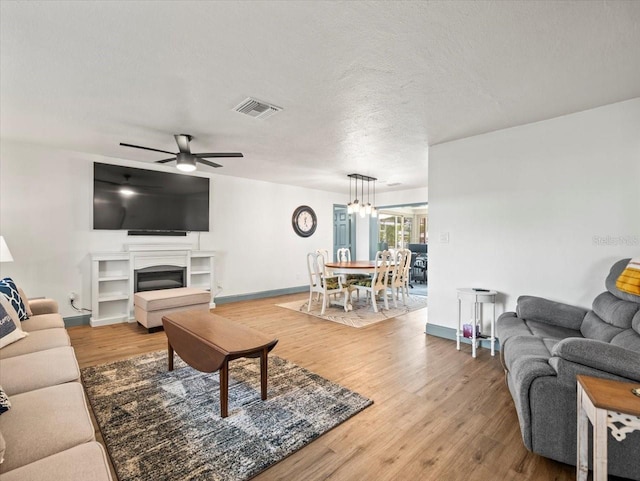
[388,249,411,307]
[306,251,351,315]
[336,248,350,261]
[351,250,392,313]
[401,248,413,299]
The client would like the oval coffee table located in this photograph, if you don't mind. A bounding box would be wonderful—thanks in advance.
[162,310,278,418]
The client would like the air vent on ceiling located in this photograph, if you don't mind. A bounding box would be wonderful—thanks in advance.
[233,97,282,120]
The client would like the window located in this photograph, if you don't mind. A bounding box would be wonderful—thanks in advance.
[376,205,427,249]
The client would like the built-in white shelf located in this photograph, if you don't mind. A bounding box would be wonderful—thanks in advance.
[97,294,129,302]
[98,275,130,282]
[90,245,215,327]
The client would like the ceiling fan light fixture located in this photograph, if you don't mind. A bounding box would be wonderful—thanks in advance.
[176,153,197,172]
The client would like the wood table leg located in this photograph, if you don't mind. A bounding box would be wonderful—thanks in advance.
[593,407,608,481]
[220,360,229,418]
[168,341,174,371]
[577,385,589,481]
[260,348,268,401]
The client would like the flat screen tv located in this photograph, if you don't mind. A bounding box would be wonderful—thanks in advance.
[93,162,210,232]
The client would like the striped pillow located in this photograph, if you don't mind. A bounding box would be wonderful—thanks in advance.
[616,258,640,296]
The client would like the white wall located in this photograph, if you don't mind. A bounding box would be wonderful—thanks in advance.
[0,141,339,317]
[427,98,640,331]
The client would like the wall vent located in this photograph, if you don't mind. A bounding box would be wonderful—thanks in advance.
[233,97,282,120]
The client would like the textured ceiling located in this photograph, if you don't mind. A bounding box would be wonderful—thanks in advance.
[1,1,639,194]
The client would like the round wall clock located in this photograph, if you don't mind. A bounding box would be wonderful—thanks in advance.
[292,205,317,237]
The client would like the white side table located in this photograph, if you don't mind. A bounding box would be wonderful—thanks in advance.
[577,375,640,481]
[456,288,497,358]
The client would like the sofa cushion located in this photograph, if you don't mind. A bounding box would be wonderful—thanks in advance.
[0,278,28,321]
[591,291,639,329]
[516,296,587,330]
[525,320,582,341]
[0,442,113,481]
[580,311,625,342]
[610,329,640,353]
[19,313,65,333]
[0,328,69,359]
[606,258,640,303]
[0,386,10,415]
[0,382,95,473]
[503,335,553,372]
[0,297,27,349]
[0,347,80,396]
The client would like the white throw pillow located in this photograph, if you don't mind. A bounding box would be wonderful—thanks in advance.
[0,295,28,348]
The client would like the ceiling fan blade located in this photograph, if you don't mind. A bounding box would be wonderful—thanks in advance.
[194,152,244,158]
[174,134,192,154]
[197,158,223,168]
[155,157,177,164]
[120,143,176,156]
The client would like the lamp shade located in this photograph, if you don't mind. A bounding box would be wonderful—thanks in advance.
[0,236,13,262]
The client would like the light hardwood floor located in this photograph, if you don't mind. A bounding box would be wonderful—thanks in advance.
[69,293,577,481]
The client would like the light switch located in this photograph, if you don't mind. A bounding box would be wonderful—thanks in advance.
[440,232,450,244]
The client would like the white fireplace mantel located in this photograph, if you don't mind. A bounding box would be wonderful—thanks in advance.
[124,243,194,252]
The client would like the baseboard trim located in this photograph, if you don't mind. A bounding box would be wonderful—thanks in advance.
[64,314,92,327]
[215,286,307,305]
[425,323,501,351]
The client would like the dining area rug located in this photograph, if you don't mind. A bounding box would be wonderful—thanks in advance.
[81,351,373,481]
[277,294,427,328]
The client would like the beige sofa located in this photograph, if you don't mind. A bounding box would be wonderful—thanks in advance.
[0,290,113,481]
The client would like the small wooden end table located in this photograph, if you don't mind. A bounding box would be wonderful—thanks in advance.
[162,310,278,418]
[576,375,640,481]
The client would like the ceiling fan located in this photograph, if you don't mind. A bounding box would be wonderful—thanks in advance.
[120,134,243,172]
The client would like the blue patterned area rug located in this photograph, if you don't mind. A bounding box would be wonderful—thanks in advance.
[82,351,372,481]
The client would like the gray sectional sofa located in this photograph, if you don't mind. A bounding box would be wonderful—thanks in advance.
[0,290,113,481]
[497,259,640,480]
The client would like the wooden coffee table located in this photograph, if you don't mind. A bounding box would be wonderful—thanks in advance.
[162,310,278,418]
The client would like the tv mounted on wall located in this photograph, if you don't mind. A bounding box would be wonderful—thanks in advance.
[93,162,210,233]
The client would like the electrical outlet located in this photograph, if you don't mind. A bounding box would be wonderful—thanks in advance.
[69,291,77,302]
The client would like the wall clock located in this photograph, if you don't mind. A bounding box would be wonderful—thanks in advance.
[292,205,317,237]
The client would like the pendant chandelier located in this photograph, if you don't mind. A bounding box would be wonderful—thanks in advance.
[347,173,377,218]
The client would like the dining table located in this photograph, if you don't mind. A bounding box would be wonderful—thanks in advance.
[324,260,386,275]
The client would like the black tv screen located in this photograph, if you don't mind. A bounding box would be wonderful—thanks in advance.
[93,163,210,232]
